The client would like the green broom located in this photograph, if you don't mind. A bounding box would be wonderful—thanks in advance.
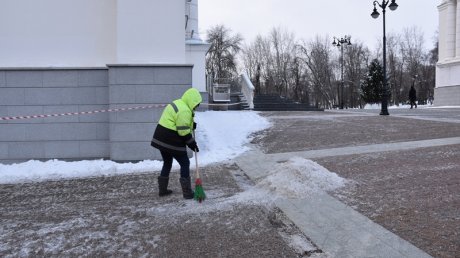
[193,151,206,202]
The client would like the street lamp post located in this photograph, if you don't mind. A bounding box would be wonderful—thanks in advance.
[332,36,351,109]
[371,0,398,116]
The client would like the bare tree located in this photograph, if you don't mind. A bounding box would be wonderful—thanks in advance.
[205,25,243,81]
[241,27,297,96]
[241,35,273,94]
[298,36,335,108]
[399,26,424,104]
[343,40,371,108]
[418,37,437,104]
[238,25,434,110]
[241,40,260,92]
[268,27,296,97]
[374,27,425,106]
[289,50,311,105]
[386,33,404,105]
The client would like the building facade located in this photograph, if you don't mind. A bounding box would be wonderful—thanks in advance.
[436,0,460,106]
[0,0,210,163]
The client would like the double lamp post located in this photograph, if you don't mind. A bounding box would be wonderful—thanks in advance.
[332,36,351,109]
[371,0,398,116]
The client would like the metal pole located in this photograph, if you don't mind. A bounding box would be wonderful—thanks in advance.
[340,43,344,109]
[380,3,389,115]
[337,82,340,108]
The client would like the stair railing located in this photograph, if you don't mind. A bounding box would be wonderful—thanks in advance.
[239,72,254,109]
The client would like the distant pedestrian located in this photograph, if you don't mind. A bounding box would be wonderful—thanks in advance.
[151,88,201,199]
[409,85,417,109]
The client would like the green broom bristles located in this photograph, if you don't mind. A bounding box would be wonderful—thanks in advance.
[194,178,206,203]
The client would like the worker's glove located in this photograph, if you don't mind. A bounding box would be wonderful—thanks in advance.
[187,141,199,152]
[193,122,197,130]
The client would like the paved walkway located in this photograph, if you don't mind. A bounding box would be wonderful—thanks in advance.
[1,107,457,257]
[236,148,432,258]
[236,108,460,258]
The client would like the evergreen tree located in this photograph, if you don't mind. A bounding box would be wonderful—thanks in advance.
[360,59,384,104]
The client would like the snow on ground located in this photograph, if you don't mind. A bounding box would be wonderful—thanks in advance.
[194,110,271,164]
[220,157,346,207]
[258,157,347,198]
[147,156,347,217]
[364,103,459,109]
[227,157,346,205]
[1,110,349,256]
[0,110,347,210]
[0,111,270,184]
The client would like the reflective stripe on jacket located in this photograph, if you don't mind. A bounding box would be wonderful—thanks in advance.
[151,88,202,155]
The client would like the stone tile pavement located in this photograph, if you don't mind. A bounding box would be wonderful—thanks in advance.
[1,107,458,257]
[243,108,460,258]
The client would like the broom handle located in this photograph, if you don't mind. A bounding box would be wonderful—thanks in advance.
[193,129,199,179]
[194,150,199,179]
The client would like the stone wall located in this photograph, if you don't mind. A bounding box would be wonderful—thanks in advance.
[107,65,193,161]
[434,85,460,106]
[0,65,194,164]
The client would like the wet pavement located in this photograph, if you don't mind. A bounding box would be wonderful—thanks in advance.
[251,108,459,258]
[1,107,459,257]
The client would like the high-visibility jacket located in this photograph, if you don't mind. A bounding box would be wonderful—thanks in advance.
[151,88,202,155]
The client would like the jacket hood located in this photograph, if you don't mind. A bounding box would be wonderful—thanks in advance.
[181,88,202,110]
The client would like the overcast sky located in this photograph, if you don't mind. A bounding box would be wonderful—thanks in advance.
[198,0,440,51]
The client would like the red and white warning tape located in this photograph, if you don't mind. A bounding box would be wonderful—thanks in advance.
[0,102,242,121]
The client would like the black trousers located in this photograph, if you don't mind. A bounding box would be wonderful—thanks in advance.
[160,151,190,178]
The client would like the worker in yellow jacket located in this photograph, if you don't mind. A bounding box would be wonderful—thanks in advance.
[151,88,201,199]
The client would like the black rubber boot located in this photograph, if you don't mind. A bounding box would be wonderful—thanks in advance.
[179,177,194,199]
[158,176,173,197]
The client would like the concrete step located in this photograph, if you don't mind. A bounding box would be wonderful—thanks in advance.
[254,107,323,111]
[253,94,321,111]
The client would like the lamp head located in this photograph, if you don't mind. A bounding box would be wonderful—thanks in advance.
[371,7,380,19]
[389,0,398,11]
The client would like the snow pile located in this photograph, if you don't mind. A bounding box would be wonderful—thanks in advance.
[256,157,347,199]
[0,159,164,184]
[0,111,270,184]
[149,156,347,216]
[195,111,271,164]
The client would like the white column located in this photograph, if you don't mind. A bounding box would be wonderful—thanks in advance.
[439,0,457,61]
[185,0,210,92]
[447,0,457,59]
[185,0,200,40]
[456,0,460,58]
